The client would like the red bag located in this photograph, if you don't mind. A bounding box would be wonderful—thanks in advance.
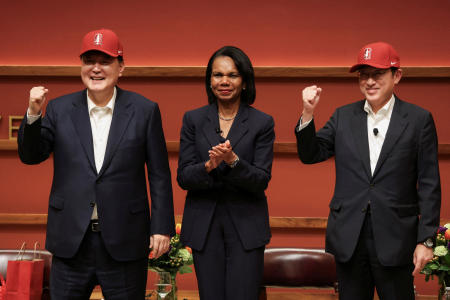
[0,273,6,300]
[5,242,44,300]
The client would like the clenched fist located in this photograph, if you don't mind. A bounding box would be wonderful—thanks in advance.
[301,85,322,123]
[29,86,49,115]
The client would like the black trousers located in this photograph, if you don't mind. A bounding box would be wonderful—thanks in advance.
[192,200,265,300]
[336,212,415,300]
[50,227,148,300]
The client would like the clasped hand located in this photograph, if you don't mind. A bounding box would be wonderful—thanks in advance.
[205,140,237,172]
[149,234,170,259]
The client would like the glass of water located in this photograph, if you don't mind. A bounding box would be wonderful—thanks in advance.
[155,271,172,299]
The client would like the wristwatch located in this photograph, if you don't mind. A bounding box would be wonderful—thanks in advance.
[228,156,240,168]
[422,238,434,249]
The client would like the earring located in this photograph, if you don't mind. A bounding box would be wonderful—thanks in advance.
[243,87,246,90]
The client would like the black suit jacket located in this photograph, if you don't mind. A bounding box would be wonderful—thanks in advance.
[296,96,441,266]
[177,104,274,251]
[18,87,175,261]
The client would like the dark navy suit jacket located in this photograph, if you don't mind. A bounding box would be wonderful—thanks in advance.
[177,104,274,251]
[296,96,441,266]
[18,87,175,261]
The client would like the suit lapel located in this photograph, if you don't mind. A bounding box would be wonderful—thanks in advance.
[372,97,408,178]
[71,90,97,174]
[226,104,249,148]
[202,104,222,148]
[98,87,134,177]
[351,101,371,179]
[201,103,249,149]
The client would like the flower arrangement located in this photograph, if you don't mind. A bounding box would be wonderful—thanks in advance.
[148,223,193,299]
[421,223,450,298]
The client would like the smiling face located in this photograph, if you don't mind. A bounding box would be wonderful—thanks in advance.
[358,66,402,112]
[81,51,124,103]
[210,56,245,105]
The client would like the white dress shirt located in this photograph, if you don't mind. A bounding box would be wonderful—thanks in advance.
[297,94,395,175]
[87,88,116,219]
[365,95,395,175]
[87,88,116,174]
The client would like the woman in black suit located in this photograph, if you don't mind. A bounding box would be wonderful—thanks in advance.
[177,46,275,300]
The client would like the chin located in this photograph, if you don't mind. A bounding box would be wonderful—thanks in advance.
[87,83,108,91]
[217,96,239,104]
[364,93,380,102]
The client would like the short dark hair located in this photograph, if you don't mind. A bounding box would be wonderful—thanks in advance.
[390,67,398,76]
[205,46,256,105]
[80,50,124,64]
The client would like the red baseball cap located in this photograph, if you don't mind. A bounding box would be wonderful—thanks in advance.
[80,28,123,58]
[349,42,400,72]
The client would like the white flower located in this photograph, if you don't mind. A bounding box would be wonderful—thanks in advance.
[434,246,448,257]
[178,248,191,262]
[444,223,450,229]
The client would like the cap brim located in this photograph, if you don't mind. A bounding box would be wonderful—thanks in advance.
[80,47,120,57]
[349,63,392,73]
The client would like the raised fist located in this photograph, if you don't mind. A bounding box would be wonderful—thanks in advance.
[29,86,49,115]
[301,85,322,122]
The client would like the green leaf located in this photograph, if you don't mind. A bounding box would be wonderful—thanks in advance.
[178,265,193,274]
[430,264,439,270]
[438,265,450,271]
[444,254,450,266]
[421,268,432,275]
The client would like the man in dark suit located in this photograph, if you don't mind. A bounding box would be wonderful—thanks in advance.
[295,42,441,299]
[18,28,175,299]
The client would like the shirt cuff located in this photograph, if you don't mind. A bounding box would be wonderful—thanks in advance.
[296,116,312,132]
[27,109,41,125]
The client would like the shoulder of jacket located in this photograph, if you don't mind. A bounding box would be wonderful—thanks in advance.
[117,88,158,107]
[395,97,430,117]
[246,105,273,121]
[184,105,210,116]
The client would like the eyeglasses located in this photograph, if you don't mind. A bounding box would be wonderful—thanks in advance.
[358,69,390,81]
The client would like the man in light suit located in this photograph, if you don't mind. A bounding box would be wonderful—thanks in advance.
[18,29,175,299]
[295,42,441,299]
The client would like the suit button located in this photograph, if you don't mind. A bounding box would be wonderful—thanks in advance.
[90,202,95,207]
[362,208,367,213]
